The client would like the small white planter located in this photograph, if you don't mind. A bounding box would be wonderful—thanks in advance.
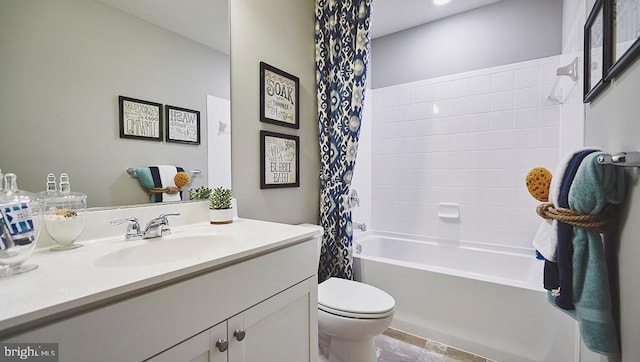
[209,208,233,224]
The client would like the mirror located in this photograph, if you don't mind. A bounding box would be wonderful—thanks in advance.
[0,0,230,208]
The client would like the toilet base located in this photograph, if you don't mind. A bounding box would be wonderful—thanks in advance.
[326,336,377,362]
[319,329,378,362]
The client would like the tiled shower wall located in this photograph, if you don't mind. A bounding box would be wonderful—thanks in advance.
[356,55,579,251]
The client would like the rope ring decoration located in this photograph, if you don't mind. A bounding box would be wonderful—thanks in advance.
[536,202,617,233]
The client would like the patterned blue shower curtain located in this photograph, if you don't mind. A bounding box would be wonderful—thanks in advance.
[315,0,372,282]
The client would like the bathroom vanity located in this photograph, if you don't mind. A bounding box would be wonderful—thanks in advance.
[0,204,321,361]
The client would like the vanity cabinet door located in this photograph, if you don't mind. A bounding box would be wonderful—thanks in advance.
[228,279,313,362]
[146,322,228,362]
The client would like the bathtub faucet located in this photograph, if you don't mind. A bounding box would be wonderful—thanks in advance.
[352,222,367,231]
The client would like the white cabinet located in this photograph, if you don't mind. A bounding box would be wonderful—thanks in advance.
[149,280,312,362]
[4,238,318,362]
[147,322,227,362]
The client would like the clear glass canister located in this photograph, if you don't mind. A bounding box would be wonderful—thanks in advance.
[0,173,42,277]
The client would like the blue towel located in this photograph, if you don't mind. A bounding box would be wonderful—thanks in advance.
[556,152,625,356]
[554,149,597,309]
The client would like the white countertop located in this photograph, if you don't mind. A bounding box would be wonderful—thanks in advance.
[0,218,321,338]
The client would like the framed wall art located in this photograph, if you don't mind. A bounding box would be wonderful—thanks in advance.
[606,0,640,80]
[260,62,300,129]
[118,96,163,141]
[260,130,300,189]
[165,105,201,145]
[584,0,610,103]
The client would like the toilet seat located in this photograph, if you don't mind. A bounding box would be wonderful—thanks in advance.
[318,277,395,319]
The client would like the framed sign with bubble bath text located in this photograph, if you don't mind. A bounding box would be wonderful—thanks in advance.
[260,130,300,189]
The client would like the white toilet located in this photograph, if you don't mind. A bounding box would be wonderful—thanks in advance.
[315,233,396,362]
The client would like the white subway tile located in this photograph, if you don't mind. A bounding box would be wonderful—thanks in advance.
[434,82,454,100]
[491,110,514,130]
[515,66,540,88]
[397,88,415,105]
[538,127,560,148]
[450,97,470,116]
[514,108,539,129]
[452,78,470,97]
[469,74,491,95]
[415,84,435,102]
[491,71,515,92]
[490,130,514,149]
[491,91,514,111]
[514,128,540,149]
[539,105,561,126]
[514,87,540,109]
[382,88,398,108]
[469,113,492,132]
[449,115,470,134]
[469,94,491,113]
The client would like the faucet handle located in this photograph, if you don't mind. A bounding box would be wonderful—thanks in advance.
[156,213,180,235]
[159,213,180,220]
[111,217,142,240]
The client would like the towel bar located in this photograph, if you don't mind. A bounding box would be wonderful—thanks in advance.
[597,152,640,168]
[127,168,201,177]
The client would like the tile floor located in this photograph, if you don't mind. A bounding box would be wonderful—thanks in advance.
[374,328,494,362]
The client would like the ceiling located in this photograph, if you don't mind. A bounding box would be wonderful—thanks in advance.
[96,0,503,54]
[370,0,503,38]
[96,0,229,54]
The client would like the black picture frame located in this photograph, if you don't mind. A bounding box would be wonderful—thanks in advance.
[165,105,201,145]
[260,62,300,129]
[118,96,163,141]
[260,130,300,189]
[606,0,640,80]
[584,0,610,103]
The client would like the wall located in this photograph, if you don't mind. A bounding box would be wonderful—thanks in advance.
[371,0,563,88]
[0,0,229,207]
[367,56,563,250]
[230,0,318,224]
[585,21,640,362]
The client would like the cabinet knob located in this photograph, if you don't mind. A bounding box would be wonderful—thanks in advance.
[234,329,246,341]
[216,338,228,352]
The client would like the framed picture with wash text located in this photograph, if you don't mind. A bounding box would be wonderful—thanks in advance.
[165,105,201,145]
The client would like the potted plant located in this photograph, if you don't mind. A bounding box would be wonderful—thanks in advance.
[188,186,213,201]
[209,187,233,224]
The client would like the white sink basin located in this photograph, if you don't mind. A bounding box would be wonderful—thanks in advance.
[95,234,235,267]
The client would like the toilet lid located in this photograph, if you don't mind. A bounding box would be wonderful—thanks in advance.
[318,278,395,318]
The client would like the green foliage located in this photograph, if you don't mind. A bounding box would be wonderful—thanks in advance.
[209,187,232,210]
[188,186,213,201]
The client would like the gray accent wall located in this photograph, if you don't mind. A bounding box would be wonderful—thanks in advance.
[230,0,319,224]
[0,0,229,207]
[585,61,640,361]
[371,0,563,88]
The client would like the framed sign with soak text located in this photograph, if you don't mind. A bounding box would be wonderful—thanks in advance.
[260,131,299,189]
[260,62,299,129]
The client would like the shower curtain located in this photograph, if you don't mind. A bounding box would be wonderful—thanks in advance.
[315,0,372,282]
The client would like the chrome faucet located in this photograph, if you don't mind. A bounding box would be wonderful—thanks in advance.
[352,222,367,232]
[142,213,179,239]
[111,213,180,240]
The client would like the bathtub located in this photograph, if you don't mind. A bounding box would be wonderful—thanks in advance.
[353,231,578,362]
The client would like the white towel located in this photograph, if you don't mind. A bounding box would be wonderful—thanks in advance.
[157,165,182,202]
[532,148,600,261]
